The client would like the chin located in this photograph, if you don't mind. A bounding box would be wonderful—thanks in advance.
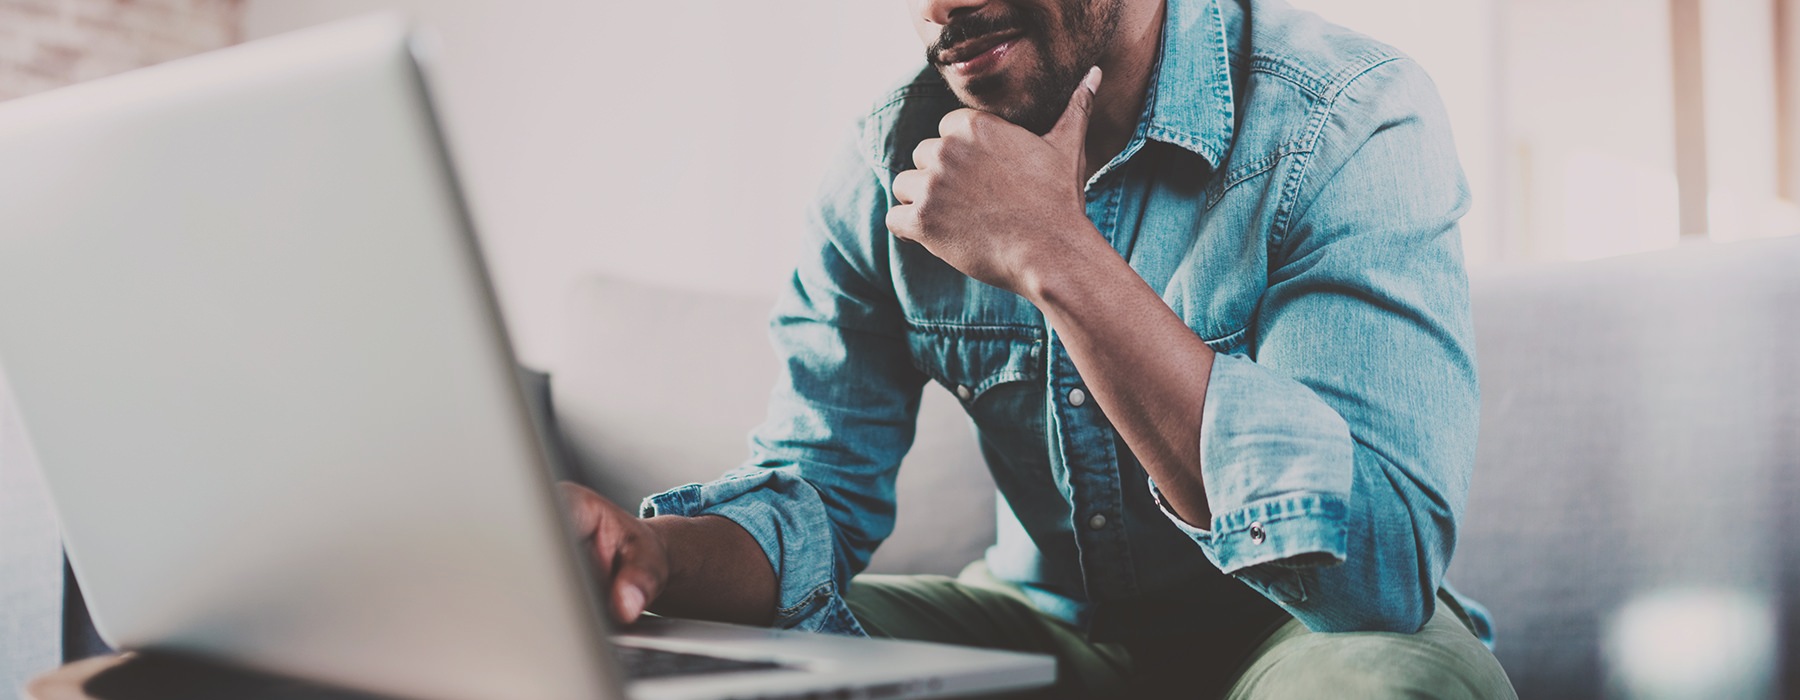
[948,73,1025,118]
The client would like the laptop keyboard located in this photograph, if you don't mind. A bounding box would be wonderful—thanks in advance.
[614,643,791,680]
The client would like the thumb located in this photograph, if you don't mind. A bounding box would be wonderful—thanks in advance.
[1045,66,1103,154]
[615,580,647,623]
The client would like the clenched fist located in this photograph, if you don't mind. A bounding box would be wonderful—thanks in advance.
[886,66,1105,296]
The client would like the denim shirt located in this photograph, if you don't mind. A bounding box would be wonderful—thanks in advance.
[645,0,1491,645]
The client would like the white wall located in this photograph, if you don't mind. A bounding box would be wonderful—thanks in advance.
[235,0,1800,362]
[1287,0,1503,264]
[245,1,1514,365]
[235,0,1800,365]
[1498,0,1800,259]
[245,1,921,367]
[1697,0,1797,242]
[1304,0,1800,261]
[1503,0,1682,261]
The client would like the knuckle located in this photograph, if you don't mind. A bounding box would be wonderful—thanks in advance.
[911,138,938,165]
[913,169,937,193]
[913,147,941,171]
[887,207,922,240]
[910,201,933,228]
[939,109,975,136]
[891,171,919,204]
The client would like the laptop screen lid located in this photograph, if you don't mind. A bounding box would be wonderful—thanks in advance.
[0,15,622,700]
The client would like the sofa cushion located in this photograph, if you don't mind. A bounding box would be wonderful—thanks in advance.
[1450,236,1800,698]
[0,373,65,691]
[557,235,1800,697]
[552,277,996,577]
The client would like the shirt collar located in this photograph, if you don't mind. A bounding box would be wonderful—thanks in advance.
[1143,0,1236,167]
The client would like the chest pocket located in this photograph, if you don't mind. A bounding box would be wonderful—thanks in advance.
[905,324,1045,407]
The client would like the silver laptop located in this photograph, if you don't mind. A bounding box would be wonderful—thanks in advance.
[0,14,1052,700]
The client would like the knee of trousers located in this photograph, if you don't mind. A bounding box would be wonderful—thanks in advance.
[1224,614,1516,700]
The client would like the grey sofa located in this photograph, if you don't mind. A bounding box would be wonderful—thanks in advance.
[0,373,65,694]
[553,235,1800,698]
[4,235,1796,697]
[1448,236,1799,698]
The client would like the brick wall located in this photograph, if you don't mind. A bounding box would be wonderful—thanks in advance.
[0,0,243,102]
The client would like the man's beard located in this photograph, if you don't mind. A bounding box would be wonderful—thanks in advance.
[927,1,1122,135]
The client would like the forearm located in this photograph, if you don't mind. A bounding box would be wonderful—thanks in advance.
[1021,230,1216,526]
[643,514,777,626]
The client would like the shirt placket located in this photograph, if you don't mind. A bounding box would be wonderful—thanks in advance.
[1048,179,1140,605]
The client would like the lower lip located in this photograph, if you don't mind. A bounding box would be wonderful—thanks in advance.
[951,38,1018,78]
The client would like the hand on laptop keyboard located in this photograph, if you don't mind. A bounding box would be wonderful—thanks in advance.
[558,483,670,623]
[558,482,779,626]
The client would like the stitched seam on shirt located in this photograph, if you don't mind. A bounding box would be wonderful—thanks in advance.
[1322,52,1407,100]
[776,583,834,618]
[1201,324,1249,348]
[1269,56,1410,254]
[914,368,1041,401]
[1202,147,1307,214]
[1145,125,1209,157]
[1211,493,1347,531]
[1216,489,1346,521]
[904,326,1045,398]
[1247,55,1331,100]
[971,371,1037,398]
[919,372,1022,402]
[904,321,1044,338]
[1223,148,1297,187]
[1248,48,1400,102]
[1229,504,1331,526]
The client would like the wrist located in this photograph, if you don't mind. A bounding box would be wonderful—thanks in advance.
[640,513,777,625]
[640,515,687,582]
[1018,220,1118,309]
[642,514,753,588]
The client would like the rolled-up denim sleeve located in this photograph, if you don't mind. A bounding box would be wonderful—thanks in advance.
[641,129,923,636]
[1152,58,1480,634]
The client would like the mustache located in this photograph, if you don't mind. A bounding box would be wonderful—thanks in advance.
[927,11,1041,65]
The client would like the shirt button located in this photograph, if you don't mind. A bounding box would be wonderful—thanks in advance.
[1249,522,1266,545]
[1067,387,1087,407]
[955,384,972,401]
[1087,513,1108,530]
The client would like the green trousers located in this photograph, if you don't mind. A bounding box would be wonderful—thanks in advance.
[845,564,1517,699]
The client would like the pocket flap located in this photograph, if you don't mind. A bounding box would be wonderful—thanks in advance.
[905,324,1044,403]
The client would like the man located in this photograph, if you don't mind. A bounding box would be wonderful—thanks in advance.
[561,0,1517,696]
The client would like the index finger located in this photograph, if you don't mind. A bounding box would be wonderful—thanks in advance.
[911,137,943,171]
[556,482,604,543]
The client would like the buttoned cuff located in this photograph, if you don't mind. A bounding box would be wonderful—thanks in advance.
[1154,352,1355,602]
[641,473,868,636]
[1149,481,1348,573]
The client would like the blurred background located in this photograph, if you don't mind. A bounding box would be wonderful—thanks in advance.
[3,2,1797,698]
[5,0,1795,367]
